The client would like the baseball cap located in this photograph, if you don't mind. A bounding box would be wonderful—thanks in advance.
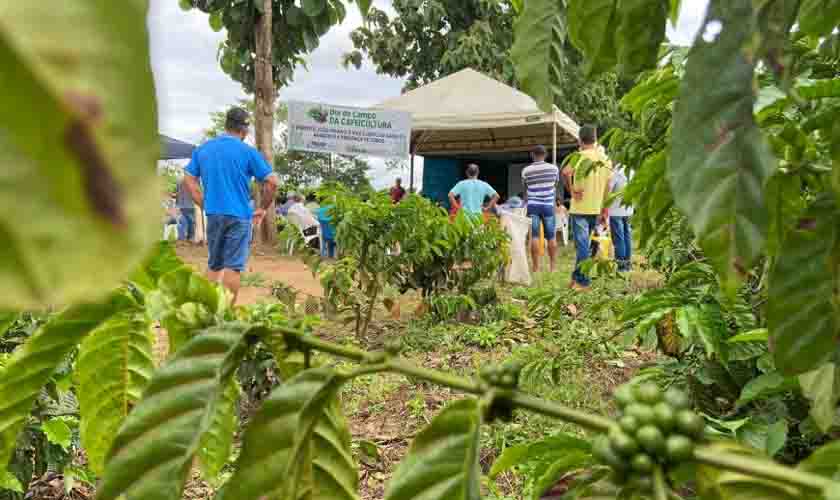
[226,107,250,128]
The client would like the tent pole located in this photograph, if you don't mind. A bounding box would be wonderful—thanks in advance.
[552,114,557,166]
[410,152,415,192]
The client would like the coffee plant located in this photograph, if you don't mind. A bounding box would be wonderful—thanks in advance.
[3,0,840,499]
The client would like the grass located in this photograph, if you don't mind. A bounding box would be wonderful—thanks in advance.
[240,271,268,288]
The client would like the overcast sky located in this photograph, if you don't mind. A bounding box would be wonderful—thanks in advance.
[148,0,709,187]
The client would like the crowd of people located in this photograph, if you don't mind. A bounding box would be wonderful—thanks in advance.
[446,124,632,290]
[173,106,630,303]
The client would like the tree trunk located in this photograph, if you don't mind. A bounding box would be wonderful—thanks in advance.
[254,0,276,246]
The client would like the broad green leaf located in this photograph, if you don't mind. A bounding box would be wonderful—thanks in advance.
[355,0,373,17]
[385,399,482,500]
[41,418,72,450]
[798,79,840,100]
[0,1,160,309]
[96,325,250,500]
[697,442,801,500]
[75,312,155,474]
[675,305,725,358]
[0,293,131,468]
[0,313,16,338]
[799,363,840,433]
[766,420,788,457]
[769,197,839,375]
[0,469,22,493]
[209,11,224,31]
[567,0,619,76]
[510,0,565,111]
[530,451,594,500]
[489,432,591,479]
[798,0,840,36]
[302,0,327,17]
[217,367,358,500]
[737,372,797,407]
[736,419,787,457]
[800,441,840,482]
[198,379,239,483]
[669,0,775,293]
[615,0,668,76]
[669,0,681,25]
[128,242,184,294]
[766,172,805,257]
[728,329,769,343]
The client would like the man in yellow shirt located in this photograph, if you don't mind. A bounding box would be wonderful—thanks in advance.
[562,125,613,290]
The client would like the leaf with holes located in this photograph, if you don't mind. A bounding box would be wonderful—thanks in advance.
[0,292,132,469]
[669,0,776,293]
[385,399,482,500]
[95,325,250,500]
[567,0,619,75]
[510,0,565,111]
[217,367,358,500]
[75,312,155,474]
[615,0,668,76]
[0,1,160,309]
[769,197,840,375]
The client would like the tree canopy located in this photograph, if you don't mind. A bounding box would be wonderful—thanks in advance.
[343,0,629,129]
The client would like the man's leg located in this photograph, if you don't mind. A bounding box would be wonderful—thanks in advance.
[185,209,196,241]
[177,212,188,241]
[543,212,558,272]
[610,216,626,270]
[571,215,594,288]
[529,214,541,273]
[623,218,633,271]
[205,215,224,283]
[221,217,252,306]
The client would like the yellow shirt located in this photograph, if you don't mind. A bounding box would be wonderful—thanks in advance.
[567,147,612,215]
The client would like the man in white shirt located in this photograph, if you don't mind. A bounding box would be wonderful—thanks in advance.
[606,165,633,272]
[287,193,318,228]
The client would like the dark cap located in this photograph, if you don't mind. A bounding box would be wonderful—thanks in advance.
[226,107,250,128]
[532,144,547,155]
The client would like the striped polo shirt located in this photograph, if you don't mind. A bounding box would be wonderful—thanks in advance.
[521,161,560,207]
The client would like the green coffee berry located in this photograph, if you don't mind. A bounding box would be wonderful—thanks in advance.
[636,425,666,454]
[665,435,694,462]
[614,384,635,408]
[634,383,662,405]
[675,410,705,439]
[631,453,654,473]
[626,403,656,426]
[619,415,639,435]
[609,427,640,457]
[652,402,675,432]
[664,387,690,410]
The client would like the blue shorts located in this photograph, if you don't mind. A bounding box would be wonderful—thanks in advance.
[527,204,556,240]
[206,215,252,272]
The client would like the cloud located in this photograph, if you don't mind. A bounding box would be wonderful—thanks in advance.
[148,0,707,188]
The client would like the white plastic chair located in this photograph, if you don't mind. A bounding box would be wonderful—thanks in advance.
[286,211,320,255]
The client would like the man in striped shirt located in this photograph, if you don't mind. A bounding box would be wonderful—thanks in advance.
[522,145,560,272]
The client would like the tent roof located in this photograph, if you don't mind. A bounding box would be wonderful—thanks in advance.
[159,134,196,160]
[377,68,580,156]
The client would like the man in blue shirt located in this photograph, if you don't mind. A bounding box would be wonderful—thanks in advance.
[448,164,498,215]
[183,107,278,304]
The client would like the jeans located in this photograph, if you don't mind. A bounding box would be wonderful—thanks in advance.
[571,214,597,286]
[178,208,196,241]
[322,238,337,259]
[527,204,557,240]
[610,216,632,271]
[206,215,251,272]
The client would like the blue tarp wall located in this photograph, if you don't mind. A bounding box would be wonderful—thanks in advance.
[421,157,460,209]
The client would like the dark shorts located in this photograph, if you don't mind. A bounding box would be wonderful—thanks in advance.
[527,204,556,240]
[207,215,251,272]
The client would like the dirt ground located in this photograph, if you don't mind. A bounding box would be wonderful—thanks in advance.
[175,242,324,304]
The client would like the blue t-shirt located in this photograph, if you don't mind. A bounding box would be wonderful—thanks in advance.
[450,179,497,214]
[185,135,273,219]
[318,205,336,240]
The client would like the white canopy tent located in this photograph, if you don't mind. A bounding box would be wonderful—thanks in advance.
[377,68,580,187]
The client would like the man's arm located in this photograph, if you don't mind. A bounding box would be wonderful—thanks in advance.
[253,173,279,225]
[183,174,204,208]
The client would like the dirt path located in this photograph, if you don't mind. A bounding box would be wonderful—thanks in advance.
[175,243,323,305]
